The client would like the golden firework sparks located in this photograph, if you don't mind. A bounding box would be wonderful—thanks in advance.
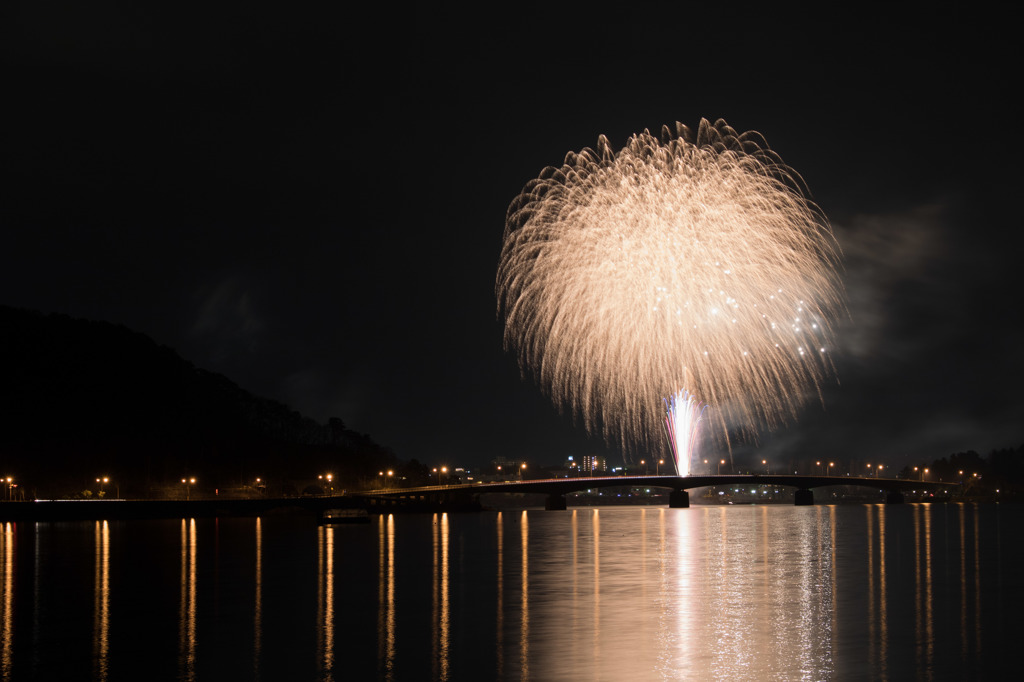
[497,119,844,462]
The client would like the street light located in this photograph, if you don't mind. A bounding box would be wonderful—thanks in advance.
[95,477,118,498]
[657,459,664,476]
[520,463,526,480]
[816,461,822,475]
[876,464,883,478]
[922,468,929,481]
[181,477,196,500]
[318,474,334,495]
[4,477,13,501]
[828,462,834,477]
[640,460,646,475]
[762,459,769,474]
[719,459,725,475]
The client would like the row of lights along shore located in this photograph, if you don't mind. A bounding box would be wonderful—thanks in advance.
[1,463,983,502]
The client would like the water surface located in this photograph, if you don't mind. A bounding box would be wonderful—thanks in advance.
[1,503,1020,680]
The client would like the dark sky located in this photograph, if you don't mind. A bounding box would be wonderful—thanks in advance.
[4,4,1021,471]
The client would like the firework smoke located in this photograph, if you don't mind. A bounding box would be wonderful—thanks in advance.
[497,118,843,462]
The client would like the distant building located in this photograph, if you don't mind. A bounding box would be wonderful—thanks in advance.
[567,454,606,474]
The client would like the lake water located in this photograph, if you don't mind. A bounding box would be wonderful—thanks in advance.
[1,503,1021,680]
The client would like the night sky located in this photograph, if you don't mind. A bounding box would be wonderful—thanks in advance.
[4,5,1021,471]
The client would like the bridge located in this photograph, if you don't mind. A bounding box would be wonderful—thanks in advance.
[359,474,957,511]
[0,475,956,522]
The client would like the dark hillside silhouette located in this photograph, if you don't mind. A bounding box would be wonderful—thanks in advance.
[0,306,397,497]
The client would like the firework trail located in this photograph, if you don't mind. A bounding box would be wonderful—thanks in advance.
[664,389,707,476]
[496,118,843,464]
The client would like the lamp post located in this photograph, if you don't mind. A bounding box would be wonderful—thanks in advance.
[762,459,769,474]
[640,460,646,475]
[828,462,834,477]
[657,459,664,476]
[718,459,725,475]
[876,464,883,478]
[4,477,12,501]
[922,468,929,481]
[95,477,117,498]
[816,461,822,475]
[520,463,526,480]
[182,477,196,501]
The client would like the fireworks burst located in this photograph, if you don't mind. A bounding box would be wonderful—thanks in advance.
[664,389,707,476]
[496,118,843,462]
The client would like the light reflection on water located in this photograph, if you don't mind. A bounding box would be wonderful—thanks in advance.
[432,512,450,681]
[1,523,13,677]
[495,511,504,676]
[317,524,335,678]
[179,518,197,681]
[93,520,110,681]
[520,510,529,680]
[0,503,1020,679]
[254,517,262,680]
[377,513,396,680]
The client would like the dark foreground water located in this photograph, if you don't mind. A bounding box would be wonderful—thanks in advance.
[1,503,1021,680]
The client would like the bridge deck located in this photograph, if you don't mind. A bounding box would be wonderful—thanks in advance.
[364,474,957,497]
[0,475,958,521]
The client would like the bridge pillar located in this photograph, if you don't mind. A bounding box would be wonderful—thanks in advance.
[794,489,814,506]
[668,490,690,508]
[885,491,905,504]
[545,494,567,511]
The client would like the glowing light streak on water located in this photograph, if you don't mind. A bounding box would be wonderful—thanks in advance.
[93,521,110,682]
[878,505,888,671]
[318,525,335,678]
[377,514,396,679]
[1,524,12,677]
[179,519,197,682]
[663,389,706,476]
[497,118,843,460]
[254,517,262,678]
[494,512,503,678]
[431,513,450,681]
[592,510,600,654]
[520,511,529,680]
